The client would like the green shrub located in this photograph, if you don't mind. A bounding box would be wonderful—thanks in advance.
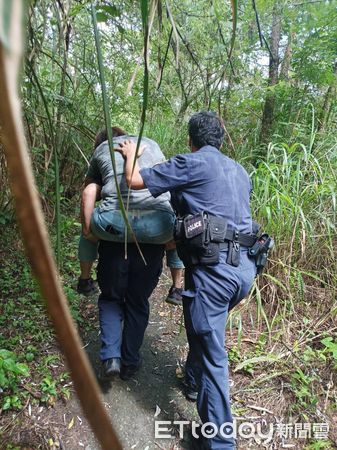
[0,349,29,411]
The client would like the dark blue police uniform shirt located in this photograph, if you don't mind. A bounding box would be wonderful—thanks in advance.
[140,145,253,234]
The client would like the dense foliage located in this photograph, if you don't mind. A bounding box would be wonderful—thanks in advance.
[7,0,334,210]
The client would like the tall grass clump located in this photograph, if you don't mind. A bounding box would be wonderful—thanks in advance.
[251,139,337,297]
[145,116,189,158]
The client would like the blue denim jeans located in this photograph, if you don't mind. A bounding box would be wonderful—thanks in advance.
[78,208,184,269]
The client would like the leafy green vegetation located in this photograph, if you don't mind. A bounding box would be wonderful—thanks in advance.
[0,225,96,418]
[0,350,29,411]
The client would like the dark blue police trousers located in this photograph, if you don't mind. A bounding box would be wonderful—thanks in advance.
[183,249,256,450]
[97,241,164,365]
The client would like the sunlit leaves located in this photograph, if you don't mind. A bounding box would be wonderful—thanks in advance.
[96,4,121,23]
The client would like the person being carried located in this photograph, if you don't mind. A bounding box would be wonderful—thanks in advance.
[77,127,184,306]
[117,112,257,449]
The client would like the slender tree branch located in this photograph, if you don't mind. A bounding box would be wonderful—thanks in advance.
[156,27,173,90]
[251,0,264,47]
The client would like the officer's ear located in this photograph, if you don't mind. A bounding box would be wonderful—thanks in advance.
[188,137,198,152]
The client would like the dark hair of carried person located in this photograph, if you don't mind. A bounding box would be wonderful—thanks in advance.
[188,111,225,150]
[94,126,128,149]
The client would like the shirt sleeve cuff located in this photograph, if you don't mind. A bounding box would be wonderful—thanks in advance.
[140,167,162,198]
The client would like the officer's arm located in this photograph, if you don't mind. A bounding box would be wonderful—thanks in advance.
[117,140,146,190]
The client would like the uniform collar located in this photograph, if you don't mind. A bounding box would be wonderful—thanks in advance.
[197,145,220,153]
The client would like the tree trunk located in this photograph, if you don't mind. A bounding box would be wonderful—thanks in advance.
[259,1,282,144]
[318,61,337,131]
[280,31,294,81]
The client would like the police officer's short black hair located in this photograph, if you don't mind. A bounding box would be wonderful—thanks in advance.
[188,111,225,150]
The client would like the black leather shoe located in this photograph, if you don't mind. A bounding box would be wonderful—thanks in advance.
[190,432,209,449]
[165,285,183,306]
[77,277,98,296]
[101,357,121,379]
[120,360,142,381]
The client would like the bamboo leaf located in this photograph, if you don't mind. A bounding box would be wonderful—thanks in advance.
[98,5,120,18]
[96,12,109,23]
[68,417,75,429]
[125,0,151,229]
[90,3,145,263]
[154,404,161,417]
[234,354,283,372]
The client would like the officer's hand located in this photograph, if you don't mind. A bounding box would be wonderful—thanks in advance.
[116,140,145,158]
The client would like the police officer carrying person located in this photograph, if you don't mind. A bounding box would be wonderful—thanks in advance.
[80,130,184,380]
[117,111,258,449]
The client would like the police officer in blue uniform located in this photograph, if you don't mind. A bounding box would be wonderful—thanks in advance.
[118,111,257,449]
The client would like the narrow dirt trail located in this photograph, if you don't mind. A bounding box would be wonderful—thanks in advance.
[82,275,198,450]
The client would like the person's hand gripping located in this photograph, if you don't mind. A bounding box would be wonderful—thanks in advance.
[116,140,145,159]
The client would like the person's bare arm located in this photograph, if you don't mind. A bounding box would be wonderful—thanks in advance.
[116,140,145,190]
[80,183,101,237]
[84,177,102,199]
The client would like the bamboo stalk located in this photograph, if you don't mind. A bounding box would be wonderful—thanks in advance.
[228,0,238,60]
[134,0,150,168]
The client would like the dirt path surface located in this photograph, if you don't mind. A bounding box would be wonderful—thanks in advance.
[79,274,197,450]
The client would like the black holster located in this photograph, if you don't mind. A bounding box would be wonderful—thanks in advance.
[248,233,274,275]
[174,213,269,270]
[174,213,227,267]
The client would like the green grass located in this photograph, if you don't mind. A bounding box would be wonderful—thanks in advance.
[226,134,337,442]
